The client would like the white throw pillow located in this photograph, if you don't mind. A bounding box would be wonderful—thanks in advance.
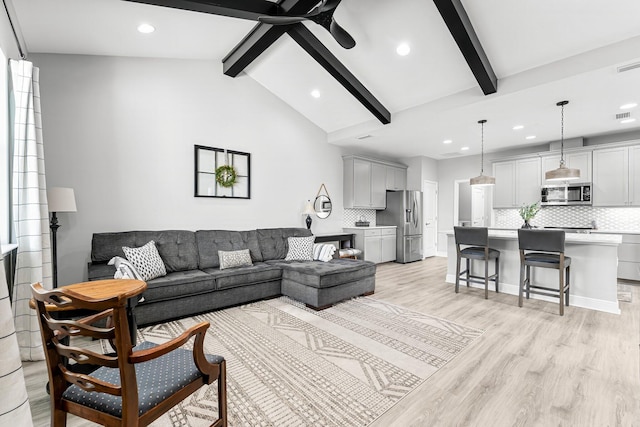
[122,240,167,281]
[219,249,253,270]
[108,256,143,280]
[313,243,336,262]
[285,236,315,261]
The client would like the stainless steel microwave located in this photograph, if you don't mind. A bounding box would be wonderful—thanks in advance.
[541,183,591,206]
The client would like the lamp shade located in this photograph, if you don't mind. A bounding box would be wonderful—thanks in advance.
[470,174,496,186]
[47,187,77,213]
[302,200,315,215]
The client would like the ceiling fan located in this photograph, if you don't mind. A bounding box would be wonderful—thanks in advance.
[258,0,356,49]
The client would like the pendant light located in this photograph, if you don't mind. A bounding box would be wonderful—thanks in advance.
[470,119,495,186]
[545,100,580,181]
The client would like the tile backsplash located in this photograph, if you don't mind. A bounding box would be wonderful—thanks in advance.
[343,209,377,227]
[493,206,640,231]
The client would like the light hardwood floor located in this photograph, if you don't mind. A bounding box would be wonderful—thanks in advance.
[24,257,640,426]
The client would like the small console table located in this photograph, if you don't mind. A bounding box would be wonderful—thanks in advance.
[314,233,362,259]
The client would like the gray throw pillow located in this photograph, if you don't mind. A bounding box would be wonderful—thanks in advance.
[122,240,167,281]
[285,236,315,261]
[219,249,253,270]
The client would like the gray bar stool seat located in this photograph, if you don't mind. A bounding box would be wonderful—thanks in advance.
[454,227,500,299]
[518,229,571,316]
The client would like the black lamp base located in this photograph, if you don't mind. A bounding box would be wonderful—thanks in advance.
[305,214,312,230]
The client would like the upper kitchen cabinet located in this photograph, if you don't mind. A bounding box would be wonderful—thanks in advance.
[385,166,407,191]
[344,156,406,209]
[593,145,640,206]
[492,157,541,208]
[541,150,592,185]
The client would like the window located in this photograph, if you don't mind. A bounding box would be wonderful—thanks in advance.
[0,47,9,245]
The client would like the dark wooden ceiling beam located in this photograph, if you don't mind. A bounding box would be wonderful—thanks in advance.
[287,24,391,124]
[433,0,498,95]
[122,0,278,21]
[222,0,321,77]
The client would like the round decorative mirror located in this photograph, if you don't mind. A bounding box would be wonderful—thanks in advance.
[314,195,332,219]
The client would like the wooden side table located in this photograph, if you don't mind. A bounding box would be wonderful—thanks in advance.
[31,279,146,345]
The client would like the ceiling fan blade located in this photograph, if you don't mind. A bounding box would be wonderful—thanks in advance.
[258,16,306,25]
[330,19,356,49]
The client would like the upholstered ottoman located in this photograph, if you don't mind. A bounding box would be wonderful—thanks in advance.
[277,258,376,309]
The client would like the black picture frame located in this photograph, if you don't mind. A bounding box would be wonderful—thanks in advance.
[194,145,251,199]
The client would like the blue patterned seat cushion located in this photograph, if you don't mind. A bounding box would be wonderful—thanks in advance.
[62,342,223,418]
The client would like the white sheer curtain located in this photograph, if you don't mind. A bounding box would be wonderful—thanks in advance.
[0,256,33,426]
[10,59,51,361]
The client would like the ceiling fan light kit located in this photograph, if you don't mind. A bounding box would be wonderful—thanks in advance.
[545,100,581,181]
[470,119,496,186]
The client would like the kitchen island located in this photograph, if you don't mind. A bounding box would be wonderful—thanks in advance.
[445,229,622,314]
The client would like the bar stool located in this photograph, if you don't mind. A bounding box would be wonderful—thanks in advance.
[518,229,571,316]
[454,226,500,299]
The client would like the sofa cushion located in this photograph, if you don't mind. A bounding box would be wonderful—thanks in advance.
[91,231,198,273]
[276,258,376,289]
[202,263,282,290]
[142,270,214,302]
[256,228,312,261]
[196,230,263,269]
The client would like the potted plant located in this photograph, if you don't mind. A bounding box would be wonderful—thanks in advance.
[519,202,540,229]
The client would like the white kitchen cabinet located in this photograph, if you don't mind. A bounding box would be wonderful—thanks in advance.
[492,157,541,208]
[592,146,640,206]
[541,150,592,184]
[617,233,640,280]
[385,166,407,191]
[344,156,406,209]
[344,227,397,263]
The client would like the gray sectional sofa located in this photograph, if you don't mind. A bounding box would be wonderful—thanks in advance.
[88,228,376,326]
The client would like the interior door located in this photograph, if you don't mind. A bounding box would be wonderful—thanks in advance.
[423,181,437,258]
[472,187,485,226]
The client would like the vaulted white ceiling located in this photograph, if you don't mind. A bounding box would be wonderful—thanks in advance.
[10,0,640,159]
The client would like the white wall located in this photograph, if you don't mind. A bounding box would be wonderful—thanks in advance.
[32,53,344,286]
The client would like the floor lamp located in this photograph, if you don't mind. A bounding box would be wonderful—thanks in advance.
[48,187,77,288]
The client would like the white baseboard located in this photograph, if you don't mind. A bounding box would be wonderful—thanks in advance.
[436,251,447,257]
[444,274,621,315]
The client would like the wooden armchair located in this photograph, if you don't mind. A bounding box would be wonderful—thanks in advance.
[31,283,227,427]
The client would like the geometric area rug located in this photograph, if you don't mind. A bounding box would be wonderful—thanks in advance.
[139,296,484,426]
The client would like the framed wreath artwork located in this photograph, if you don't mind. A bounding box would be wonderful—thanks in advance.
[194,145,251,199]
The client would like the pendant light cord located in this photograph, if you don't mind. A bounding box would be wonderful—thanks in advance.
[560,102,565,165]
[480,121,484,174]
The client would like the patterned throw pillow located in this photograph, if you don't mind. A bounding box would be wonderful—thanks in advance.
[313,243,336,262]
[285,236,315,261]
[219,249,253,270]
[122,241,167,281]
[108,256,143,280]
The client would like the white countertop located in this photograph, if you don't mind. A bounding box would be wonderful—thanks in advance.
[343,226,397,229]
[445,229,622,246]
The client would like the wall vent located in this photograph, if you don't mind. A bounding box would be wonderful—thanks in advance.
[356,134,373,140]
[617,62,640,73]
[616,112,631,120]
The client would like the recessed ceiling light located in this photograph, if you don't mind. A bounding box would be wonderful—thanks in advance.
[620,103,638,110]
[620,118,637,124]
[460,146,469,151]
[137,23,155,34]
[525,135,536,140]
[512,125,524,130]
[396,43,411,56]
[310,89,321,98]
[442,139,452,144]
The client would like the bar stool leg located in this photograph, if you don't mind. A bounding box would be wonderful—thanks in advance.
[465,259,470,287]
[518,263,525,307]
[525,265,531,299]
[559,267,565,316]
[455,253,461,293]
[484,257,489,299]
[565,265,570,307]
[495,256,500,293]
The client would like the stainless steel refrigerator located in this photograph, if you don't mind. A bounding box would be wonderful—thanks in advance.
[377,190,423,263]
